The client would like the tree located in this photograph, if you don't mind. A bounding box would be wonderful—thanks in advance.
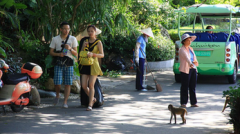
[18,0,133,44]
[0,0,27,57]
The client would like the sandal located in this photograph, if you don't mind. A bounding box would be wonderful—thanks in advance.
[86,106,92,111]
[86,98,96,111]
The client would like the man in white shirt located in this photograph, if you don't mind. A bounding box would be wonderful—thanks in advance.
[49,21,78,108]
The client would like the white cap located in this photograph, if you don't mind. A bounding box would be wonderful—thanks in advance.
[141,28,154,38]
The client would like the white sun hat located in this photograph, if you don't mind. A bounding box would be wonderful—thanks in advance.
[81,26,102,37]
[181,33,196,44]
[141,28,154,38]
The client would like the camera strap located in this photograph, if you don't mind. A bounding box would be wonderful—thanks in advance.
[61,34,70,52]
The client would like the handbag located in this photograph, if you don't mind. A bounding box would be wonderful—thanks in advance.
[79,51,94,65]
[55,35,74,67]
[78,40,100,66]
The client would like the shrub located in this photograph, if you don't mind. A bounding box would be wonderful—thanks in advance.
[128,1,194,30]
[103,33,137,63]
[18,30,47,66]
[223,81,240,134]
[103,31,175,64]
[146,33,175,61]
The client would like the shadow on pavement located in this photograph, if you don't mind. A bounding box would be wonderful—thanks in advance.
[0,70,234,134]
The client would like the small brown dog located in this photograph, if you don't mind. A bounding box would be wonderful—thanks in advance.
[222,95,230,112]
[168,104,187,124]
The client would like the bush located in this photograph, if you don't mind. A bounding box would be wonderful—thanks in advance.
[103,33,137,63]
[128,1,194,30]
[168,30,186,43]
[223,81,240,134]
[146,33,175,61]
[18,30,47,66]
[103,31,175,63]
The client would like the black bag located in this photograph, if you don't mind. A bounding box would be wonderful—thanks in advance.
[56,56,73,66]
[80,77,104,107]
[54,35,74,66]
[107,55,126,71]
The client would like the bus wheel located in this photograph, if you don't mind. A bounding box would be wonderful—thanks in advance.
[228,63,237,84]
[175,74,181,83]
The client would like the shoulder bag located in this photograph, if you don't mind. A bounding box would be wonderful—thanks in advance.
[79,40,100,66]
[55,35,74,67]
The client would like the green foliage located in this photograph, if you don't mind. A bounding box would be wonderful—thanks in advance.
[223,81,240,134]
[17,30,53,85]
[128,1,194,30]
[0,0,27,58]
[196,0,237,5]
[18,0,132,43]
[45,55,53,69]
[0,47,6,58]
[103,30,174,62]
[0,0,27,9]
[103,32,137,61]
[146,33,175,61]
[18,30,44,63]
[73,61,80,77]
[103,69,122,78]
[171,0,238,7]
[171,0,195,8]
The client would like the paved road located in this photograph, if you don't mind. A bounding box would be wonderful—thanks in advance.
[0,70,237,134]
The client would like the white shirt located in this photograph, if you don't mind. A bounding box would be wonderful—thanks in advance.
[49,35,78,59]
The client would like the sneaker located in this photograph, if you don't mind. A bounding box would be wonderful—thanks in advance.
[53,98,59,106]
[63,104,68,108]
[139,89,148,92]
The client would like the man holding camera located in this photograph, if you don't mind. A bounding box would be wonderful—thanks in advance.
[49,21,78,108]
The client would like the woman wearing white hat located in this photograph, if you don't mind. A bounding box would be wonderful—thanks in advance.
[134,28,154,91]
[179,33,199,108]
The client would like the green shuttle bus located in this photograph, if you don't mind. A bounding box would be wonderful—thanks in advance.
[174,4,240,84]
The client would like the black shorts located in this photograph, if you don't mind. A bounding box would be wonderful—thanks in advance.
[79,65,91,75]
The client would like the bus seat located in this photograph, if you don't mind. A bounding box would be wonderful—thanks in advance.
[197,33,213,42]
[213,32,228,42]
[233,32,240,45]
[233,33,240,52]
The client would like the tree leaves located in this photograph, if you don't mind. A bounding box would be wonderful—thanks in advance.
[13,3,27,9]
[0,0,15,8]
[45,55,53,69]
[0,47,6,58]
[0,0,27,9]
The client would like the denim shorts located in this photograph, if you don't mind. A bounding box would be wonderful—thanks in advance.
[54,65,74,85]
